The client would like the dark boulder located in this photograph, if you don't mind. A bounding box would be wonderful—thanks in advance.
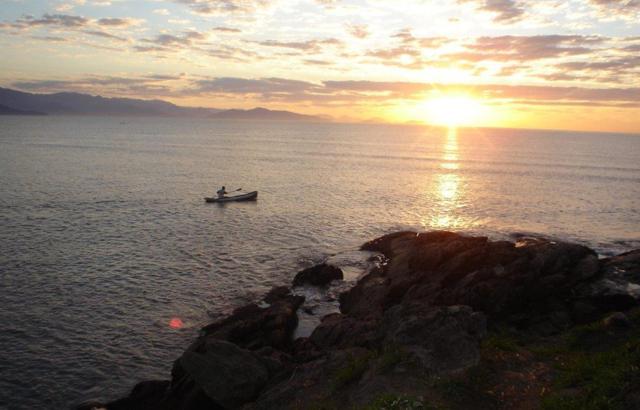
[245,347,373,410]
[381,303,486,373]
[360,231,417,257]
[576,249,640,313]
[176,340,271,409]
[339,271,389,317]
[309,313,381,350]
[200,286,304,351]
[293,263,343,287]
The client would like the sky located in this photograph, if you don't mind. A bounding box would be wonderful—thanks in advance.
[1,0,639,132]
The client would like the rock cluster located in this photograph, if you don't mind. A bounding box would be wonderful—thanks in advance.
[80,231,640,410]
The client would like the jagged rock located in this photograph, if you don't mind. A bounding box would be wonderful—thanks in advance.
[339,272,389,316]
[349,231,609,332]
[75,402,107,410]
[603,312,631,329]
[360,231,417,257]
[245,347,372,410]
[309,313,380,350]
[264,286,291,304]
[177,340,270,408]
[200,286,304,350]
[293,263,343,287]
[577,249,640,312]
[381,303,486,373]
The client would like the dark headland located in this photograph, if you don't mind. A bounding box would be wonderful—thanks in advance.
[0,87,325,121]
[0,103,46,116]
[79,231,640,410]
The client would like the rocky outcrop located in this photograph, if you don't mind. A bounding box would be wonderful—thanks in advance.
[292,263,343,287]
[381,303,486,373]
[576,249,640,311]
[200,286,304,350]
[345,231,611,333]
[85,231,640,410]
[176,340,272,408]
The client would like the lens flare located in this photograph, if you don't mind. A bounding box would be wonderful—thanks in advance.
[169,317,184,329]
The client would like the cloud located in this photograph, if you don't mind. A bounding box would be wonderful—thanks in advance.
[363,29,452,69]
[19,13,90,28]
[346,23,369,39]
[185,76,640,107]
[153,9,171,15]
[30,35,68,42]
[172,0,270,15]
[253,38,343,53]
[2,13,138,45]
[97,17,140,27]
[587,0,640,20]
[137,31,207,51]
[204,45,261,62]
[11,74,185,97]
[83,30,126,41]
[303,59,333,66]
[212,26,241,33]
[545,54,640,83]
[457,0,526,23]
[322,80,640,104]
[191,77,320,95]
[446,35,604,62]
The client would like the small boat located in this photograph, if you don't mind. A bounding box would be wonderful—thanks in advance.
[205,191,258,203]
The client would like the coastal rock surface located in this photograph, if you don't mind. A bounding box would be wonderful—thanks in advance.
[292,263,344,287]
[83,231,640,410]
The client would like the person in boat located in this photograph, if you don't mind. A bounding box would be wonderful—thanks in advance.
[216,186,228,199]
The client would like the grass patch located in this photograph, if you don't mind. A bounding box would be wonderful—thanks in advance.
[564,320,607,351]
[542,338,640,410]
[378,344,412,373]
[431,364,497,408]
[332,352,376,390]
[361,394,436,410]
[481,329,521,352]
[307,401,341,410]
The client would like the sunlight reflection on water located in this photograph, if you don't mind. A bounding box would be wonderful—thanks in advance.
[425,127,469,230]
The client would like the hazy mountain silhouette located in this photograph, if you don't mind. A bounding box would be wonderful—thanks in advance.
[0,88,327,121]
[210,107,324,122]
[0,87,221,117]
[0,103,46,116]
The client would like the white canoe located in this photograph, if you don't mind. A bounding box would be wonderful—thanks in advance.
[205,191,258,203]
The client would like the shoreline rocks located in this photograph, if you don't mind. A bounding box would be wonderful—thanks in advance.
[292,263,344,287]
[82,230,640,410]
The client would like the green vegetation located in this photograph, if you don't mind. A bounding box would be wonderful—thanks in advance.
[361,394,435,410]
[332,345,415,391]
[332,311,640,409]
[332,352,376,390]
[481,328,521,352]
[378,344,412,372]
[431,364,497,409]
[541,311,640,410]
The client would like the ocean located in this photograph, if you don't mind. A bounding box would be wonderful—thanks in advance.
[0,116,639,409]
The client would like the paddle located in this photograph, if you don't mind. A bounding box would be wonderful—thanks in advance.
[233,188,242,192]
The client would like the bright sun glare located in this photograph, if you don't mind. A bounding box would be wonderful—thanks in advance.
[422,95,485,127]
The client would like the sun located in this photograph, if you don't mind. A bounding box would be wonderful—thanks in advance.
[422,94,486,127]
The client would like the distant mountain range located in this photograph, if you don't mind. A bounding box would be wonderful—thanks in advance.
[0,103,46,116]
[210,107,322,122]
[0,87,326,121]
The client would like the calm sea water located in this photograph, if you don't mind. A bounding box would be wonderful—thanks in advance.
[1,116,639,409]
